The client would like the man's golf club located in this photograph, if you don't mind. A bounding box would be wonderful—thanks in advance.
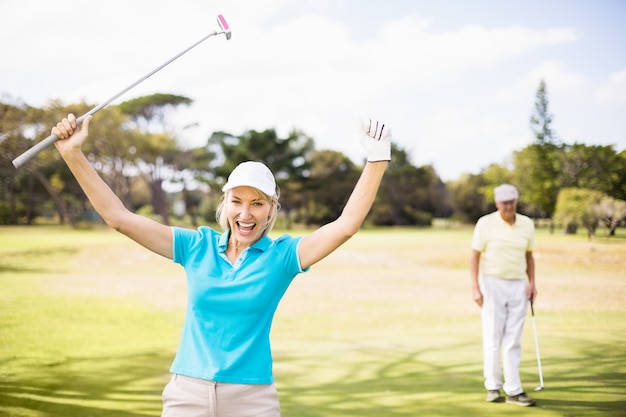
[12,14,231,169]
[530,298,545,391]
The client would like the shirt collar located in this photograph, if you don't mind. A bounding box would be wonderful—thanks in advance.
[218,230,273,253]
[496,211,517,226]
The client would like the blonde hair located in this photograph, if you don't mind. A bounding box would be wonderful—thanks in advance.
[215,186,281,236]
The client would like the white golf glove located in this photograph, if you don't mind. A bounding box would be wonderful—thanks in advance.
[360,118,392,162]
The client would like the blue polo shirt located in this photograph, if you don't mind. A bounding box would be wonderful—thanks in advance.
[169,226,306,384]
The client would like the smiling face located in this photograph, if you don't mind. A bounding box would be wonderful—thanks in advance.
[225,186,273,247]
[496,199,517,224]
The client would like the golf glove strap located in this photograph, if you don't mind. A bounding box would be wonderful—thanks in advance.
[360,118,392,162]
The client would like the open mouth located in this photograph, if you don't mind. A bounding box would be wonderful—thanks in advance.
[237,221,256,235]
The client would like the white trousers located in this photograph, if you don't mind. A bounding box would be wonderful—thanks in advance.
[480,275,528,396]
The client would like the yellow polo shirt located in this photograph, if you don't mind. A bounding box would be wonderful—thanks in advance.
[471,211,535,280]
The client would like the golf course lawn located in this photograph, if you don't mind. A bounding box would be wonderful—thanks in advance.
[0,225,624,416]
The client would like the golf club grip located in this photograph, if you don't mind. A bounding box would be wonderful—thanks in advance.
[12,115,87,168]
[217,15,229,31]
[12,134,59,168]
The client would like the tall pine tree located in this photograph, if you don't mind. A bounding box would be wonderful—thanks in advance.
[515,80,562,220]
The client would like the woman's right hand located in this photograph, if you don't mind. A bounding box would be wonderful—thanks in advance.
[53,113,92,154]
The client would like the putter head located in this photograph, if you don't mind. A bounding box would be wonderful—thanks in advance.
[217,15,232,40]
[534,386,544,391]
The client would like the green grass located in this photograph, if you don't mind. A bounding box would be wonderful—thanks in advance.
[1,225,625,416]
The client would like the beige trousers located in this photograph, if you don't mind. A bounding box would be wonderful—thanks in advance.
[162,374,281,417]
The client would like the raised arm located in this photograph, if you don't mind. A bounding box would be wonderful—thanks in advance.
[298,119,391,269]
[53,114,173,259]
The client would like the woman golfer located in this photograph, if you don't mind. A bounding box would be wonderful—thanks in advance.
[52,114,391,417]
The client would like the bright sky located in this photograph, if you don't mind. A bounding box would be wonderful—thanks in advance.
[2,0,625,181]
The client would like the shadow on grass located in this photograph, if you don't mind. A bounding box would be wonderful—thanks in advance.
[0,247,78,274]
[0,351,172,417]
[0,264,51,273]
[277,340,626,417]
[1,341,624,417]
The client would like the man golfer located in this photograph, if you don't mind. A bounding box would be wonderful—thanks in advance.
[470,184,538,407]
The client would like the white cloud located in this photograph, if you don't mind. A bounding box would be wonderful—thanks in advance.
[2,0,624,181]
[597,69,626,105]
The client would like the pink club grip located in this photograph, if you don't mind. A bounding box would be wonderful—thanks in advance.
[217,15,231,39]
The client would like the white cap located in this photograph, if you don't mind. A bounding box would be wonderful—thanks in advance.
[494,184,519,202]
[222,161,276,197]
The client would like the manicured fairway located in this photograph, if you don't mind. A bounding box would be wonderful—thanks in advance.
[1,226,624,416]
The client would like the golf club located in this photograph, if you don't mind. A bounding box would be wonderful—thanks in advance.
[530,298,545,391]
[12,14,231,169]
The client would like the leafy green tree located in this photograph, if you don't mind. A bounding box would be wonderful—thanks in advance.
[553,188,604,238]
[529,80,555,144]
[207,128,314,183]
[300,150,359,225]
[422,164,453,218]
[479,163,514,199]
[1,99,102,225]
[475,163,543,217]
[448,173,489,223]
[597,196,626,236]
[614,150,626,201]
[170,145,216,227]
[81,107,143,212]
[0,98,31,224]
[118,93,193,224]
[560,143,622,195]
[372,144,442,226]
[118,93,192,133]
[513,143,563,217]
[134,132,181,224]
[35,103,144,225]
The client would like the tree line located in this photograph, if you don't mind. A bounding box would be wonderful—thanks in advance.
[1,81,625,237]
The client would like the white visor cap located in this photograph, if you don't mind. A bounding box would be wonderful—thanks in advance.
[222,161,277,197]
